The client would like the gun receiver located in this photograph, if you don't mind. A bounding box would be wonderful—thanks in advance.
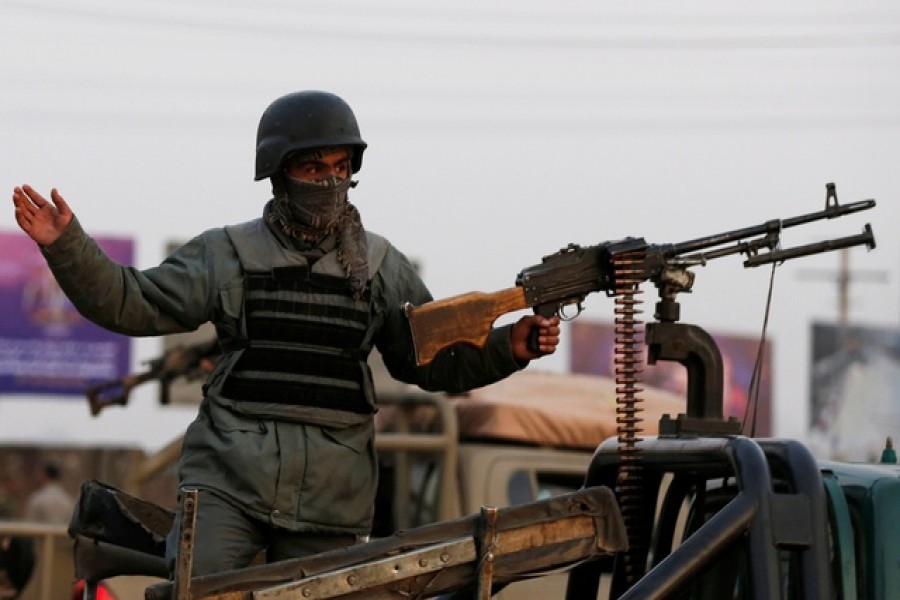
[85,339,220,416]
[404,185,876,366]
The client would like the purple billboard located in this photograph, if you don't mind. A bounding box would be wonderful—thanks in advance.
[0,231,133,395]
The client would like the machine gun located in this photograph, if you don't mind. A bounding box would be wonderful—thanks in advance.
[84,339,220,416]
[404,184,876,366]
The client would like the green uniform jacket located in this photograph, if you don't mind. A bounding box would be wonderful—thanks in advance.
[41,213,523,535]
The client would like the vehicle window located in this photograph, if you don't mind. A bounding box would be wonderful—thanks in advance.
[506,470,584,506]
[507,469,533,505]
[536,472,585,499]
[373,454,441,535]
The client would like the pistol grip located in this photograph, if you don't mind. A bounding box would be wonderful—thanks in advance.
[528,304,558,353]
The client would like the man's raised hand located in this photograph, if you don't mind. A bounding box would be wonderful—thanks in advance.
[12,185,73,247]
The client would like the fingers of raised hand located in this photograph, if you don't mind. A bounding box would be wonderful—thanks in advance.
[14,186,44,212]
[13,187,32,217]
[50,188,71,215]
[13,200,36,232]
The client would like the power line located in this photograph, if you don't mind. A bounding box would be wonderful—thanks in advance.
[9,0,900,30]
[4,1,900,50]
[4,104,900,134]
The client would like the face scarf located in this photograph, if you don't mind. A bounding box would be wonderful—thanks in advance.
[268,170,369,299]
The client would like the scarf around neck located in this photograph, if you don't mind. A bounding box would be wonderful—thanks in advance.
[267,174,369,298]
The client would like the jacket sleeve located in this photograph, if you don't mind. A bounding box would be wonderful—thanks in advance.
[372,244,523,394]
[40,215,221,336]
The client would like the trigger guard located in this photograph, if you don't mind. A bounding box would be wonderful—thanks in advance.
[558,302,583,321]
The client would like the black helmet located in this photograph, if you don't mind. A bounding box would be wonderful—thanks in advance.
[255,90,367,181]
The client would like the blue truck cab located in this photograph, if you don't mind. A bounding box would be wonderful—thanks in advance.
[821,459,900,599]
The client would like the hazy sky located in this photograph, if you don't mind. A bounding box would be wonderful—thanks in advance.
[1,0,898,451]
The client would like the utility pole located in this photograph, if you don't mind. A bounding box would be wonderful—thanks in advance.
[837,248,849,325]
[798,246,887,325]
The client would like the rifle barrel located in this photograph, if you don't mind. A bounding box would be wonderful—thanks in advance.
[670,198,876,257]
[744,224,875,267]
[782,199,876,227]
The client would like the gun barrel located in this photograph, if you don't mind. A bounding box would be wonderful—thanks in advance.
[782,198,876,227]
[744,224,875,267]
[670,198,876,258]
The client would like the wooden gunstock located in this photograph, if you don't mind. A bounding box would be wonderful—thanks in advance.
[405,287,529,366]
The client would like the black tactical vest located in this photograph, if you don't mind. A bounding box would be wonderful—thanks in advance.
[218,219,387,417]
[220,266,372,414]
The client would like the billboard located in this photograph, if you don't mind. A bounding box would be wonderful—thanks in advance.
[0,231,134,396]
[809,322,900,461]
[569,320,773,436]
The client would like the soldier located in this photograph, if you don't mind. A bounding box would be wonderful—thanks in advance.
[11,90,561,577]
[24,463,74,526]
